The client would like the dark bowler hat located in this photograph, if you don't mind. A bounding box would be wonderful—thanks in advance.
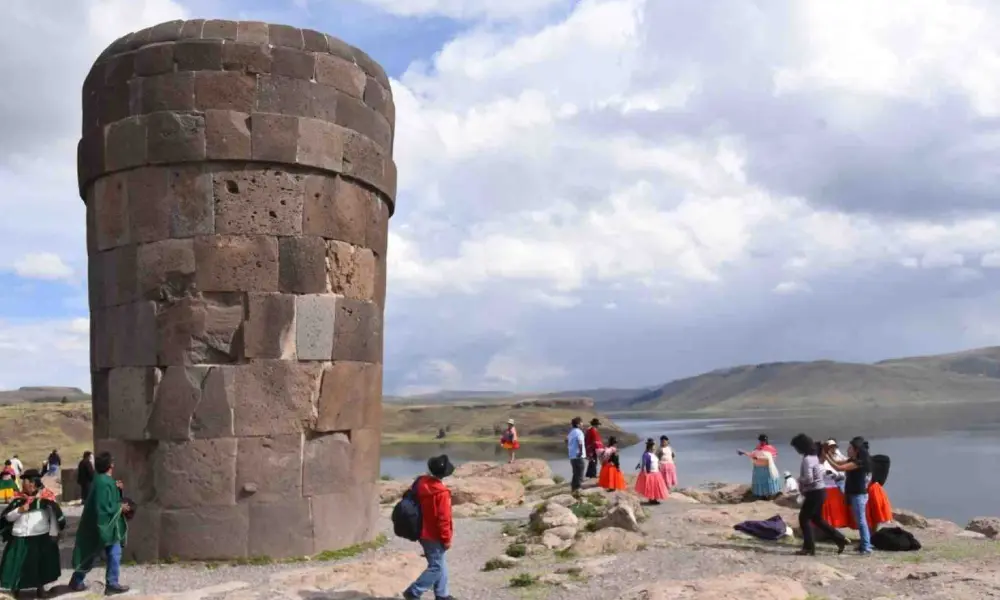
[427,455,455,479]
[590,418,601,427]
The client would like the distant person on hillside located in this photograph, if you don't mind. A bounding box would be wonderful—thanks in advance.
[402,455,455,600]
[634,439,669,505]
[567,417,586,494]
[77,452,95,502]
[597,436,626,491]
[8,457,22,479]
[43,451,59,477]
[656,436,678,489]
[584,418,603,479]
[500,419,519,464]
[791,433,848,556]
[738,434,781,500]
[0,469,66,598]
[0,463,18,503]
[69,452,130,595]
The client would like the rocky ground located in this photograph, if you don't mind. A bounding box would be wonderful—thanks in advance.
[10,460,1000,600]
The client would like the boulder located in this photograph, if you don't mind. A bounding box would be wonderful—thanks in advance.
[568,527,644,557]
[378,479,410,504]
[594,504,640,533]
[677,483,753,504]
[542,531,574,550]
[893,509,929,528]
[526,478,556,491]
[773,493,801,509]
[450,477,524,507]
[453,459,552,481]
[530,502,579,532]
[547,494,577,507]
[546,525,578,541]
[669,492,700,504]
[485,555,520,569]
[616,573,809,600]
[966,517,1000,539]
[606,490,647,520]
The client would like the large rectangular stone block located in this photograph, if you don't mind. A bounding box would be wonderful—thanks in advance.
[205,110,251,160]
[194,71,256,113]
[316,361,382,432]
[305,81,338,122]
[156,293,244,364]
[268,24,304,49]
[314,55,365,98]
[213,168,305,236]
[135,43,174,76]
[91,370,110,440]
[236,434,303,503]
[335,93,392,152]
[160,505,249,560]
[136,238,196,301]
[302,175,367,246]
[250,113,298,163]
[146,366,210,441]
[154,439,238,509]
[127,167,171,244]
[147,111,206,164]
[194,235,278,292]
[111,301,158,366]
[167,165,214,238]
[295,294,337,360]
[366,196,390,258]
[327,240,375,301]
[374,253,387,309]
[140,73,195,114]
[105,116,148,171]
[202,19,238,41]
[222,41,271,74]
[193,366,236,438]
[279,236,328,294]
[244,293,296,359]
[93,173,130,251]
[173,40,223,71]
[272,47,315,80]
[296,119,346,171]
[236,21,269,44]
[341,132,387,194]
[257,75,310,117]
[107,366,159,440]
[248,499,313,558]
[122,505,161,563]
[350,428,381,485]
[94,439,158,505]
[232,361,323,436]
[332,298,382,363]
[302,432,352,496]
[311,483,377,551]
[98,244,138,307]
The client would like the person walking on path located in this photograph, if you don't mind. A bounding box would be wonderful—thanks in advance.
[584,418,603,479]
[567,417,586,495]
[43,452,59,478]
[791,433,847,556]
[68,452,130,595]
[77,452,95,502]
[0,469,66,598]
[403,455,456,600]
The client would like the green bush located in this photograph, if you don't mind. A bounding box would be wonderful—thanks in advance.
[509,573,538,588]
[505,543,527,558]
[483,558,515,572]
[553,475,566,484]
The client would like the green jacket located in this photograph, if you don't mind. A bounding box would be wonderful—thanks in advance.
[72,473,127,568]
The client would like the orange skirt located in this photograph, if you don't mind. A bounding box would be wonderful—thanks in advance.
[634,470,669,501]
[847,483,893,530]
[500,440,520,450]
[821,486,852,528]
[598,463,626,491]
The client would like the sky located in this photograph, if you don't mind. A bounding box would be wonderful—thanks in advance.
[3,0,1000,395]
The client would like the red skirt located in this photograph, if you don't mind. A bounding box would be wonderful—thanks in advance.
[634,470,669,501]
[847,483,893,529]
[500,439,520,450]
[821,486,852,528]
[598,463,626,491]
[659,462,678,489]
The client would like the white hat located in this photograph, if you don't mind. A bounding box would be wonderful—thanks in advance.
[507,419,515,425]
[825,439,837,446]
[783,471,792,478]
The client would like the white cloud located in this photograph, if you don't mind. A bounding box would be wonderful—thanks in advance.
[0,319,91,391]
[773,281,811,296]
[352,0,570,21]
[11,252,73,281]
[483,352,567,388]
[981,252,1000,268]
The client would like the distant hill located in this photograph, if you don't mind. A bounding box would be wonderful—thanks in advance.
[0,387,90,406]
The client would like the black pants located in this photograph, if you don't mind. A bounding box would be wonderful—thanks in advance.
[799,489,847,551]
[585,457,598,479]
[80,482,91,502]
[570,458,586,492]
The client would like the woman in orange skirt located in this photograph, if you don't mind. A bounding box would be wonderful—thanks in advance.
[818,443,851,528]
[634,439,669,504]
[499,419,519,463]
[829,436,889,554]
[598,437,627,491]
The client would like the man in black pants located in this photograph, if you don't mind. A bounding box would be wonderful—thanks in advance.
[77,451,95,501]
[567,417,586,494]
[790,433,847,556]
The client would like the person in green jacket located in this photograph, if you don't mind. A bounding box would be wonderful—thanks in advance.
[68,452,130,595]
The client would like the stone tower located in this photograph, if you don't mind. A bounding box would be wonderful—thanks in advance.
[79,20,394,561]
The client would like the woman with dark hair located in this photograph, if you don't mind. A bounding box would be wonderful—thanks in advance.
[738,434,781,500]
[656,436,678,490]
[634,439,669,504]
[790,433,847,556]
[0,469,66,598]
[597,436,626,491]
[827,436,892,554]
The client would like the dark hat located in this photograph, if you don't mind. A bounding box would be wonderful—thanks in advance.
[19,469,42,482]
[758,433,769,442]
[590,418,601,426]
[427,455,455,479]
[571,416,583,427]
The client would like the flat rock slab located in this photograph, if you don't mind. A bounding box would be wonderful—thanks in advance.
[617,573,809,600]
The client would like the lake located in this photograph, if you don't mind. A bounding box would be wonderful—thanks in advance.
[380,403,1000,524]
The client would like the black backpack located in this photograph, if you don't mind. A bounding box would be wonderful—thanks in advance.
[872,526,921,552]
[391,477,423,542]
[871,455,890,486]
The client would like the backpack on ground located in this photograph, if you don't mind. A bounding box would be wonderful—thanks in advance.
[872,526,921,552]
[391,477,423,542]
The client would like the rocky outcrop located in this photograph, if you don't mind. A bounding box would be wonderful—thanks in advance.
[894,509,930,528]
[676,483,754,504]
[616,573,809,600]
[526,477,556,490]
[451,477,524,508]
[453,459,552,481]
[569,527,644,557]
[966,517,1000,539]
[594,504,640,533]
[530,502,579,532]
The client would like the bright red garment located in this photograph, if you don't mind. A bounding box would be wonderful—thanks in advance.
[415,475,454,547]
[755,443,778,457]
[585,427,603,455]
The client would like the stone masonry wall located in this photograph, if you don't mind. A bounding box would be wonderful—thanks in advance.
[79,19,394,561]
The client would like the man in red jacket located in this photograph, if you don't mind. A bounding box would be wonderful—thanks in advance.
[404,455,456,600]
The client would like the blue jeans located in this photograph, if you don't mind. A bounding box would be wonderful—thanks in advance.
[405,540,449,598]
[848,493,873,552]
[70,542,122,587]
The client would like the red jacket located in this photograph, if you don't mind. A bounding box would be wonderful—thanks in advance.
[416,475,453,547]
[585,427,603,455]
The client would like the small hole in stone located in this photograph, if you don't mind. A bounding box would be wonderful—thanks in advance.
[269,211,277,218]
[226,180,239,193]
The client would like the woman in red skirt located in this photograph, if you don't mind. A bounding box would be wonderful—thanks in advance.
[597,437,627,491]
[634,439,669,504]
[499,419,519,463]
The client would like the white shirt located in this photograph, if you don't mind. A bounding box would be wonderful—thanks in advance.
[6,506,58,538]
[9,458,22,477]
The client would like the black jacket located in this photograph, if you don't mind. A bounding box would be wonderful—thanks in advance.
[77,460,95,485]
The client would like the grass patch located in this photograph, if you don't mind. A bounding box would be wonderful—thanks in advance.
[552,475,566,484]
[314,534,388,562]
[233,556,275,566]
[505,543,527,558]
[585,493,607,506]
[569,502,601,520]
[509,573,538,588]
[520,475,534,486]
[502,522,523,537]
[380,474,393,481]
[554,547,576,560]
[483,558,516,572]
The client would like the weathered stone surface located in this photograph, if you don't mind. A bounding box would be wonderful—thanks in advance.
[222,42,271,74]
[155,438,238,508]
[121,504,160,563]
[213,168,305,235]
[107,367,158,440]
[312,483,377,550]
[316,361,381,432]
[167,165,214,237]
[258,75,311,117]
[296,118,346,171]
[140,73,195,114]
[302,432,353,496]
[332,297,382,363]
[367,195,390,257]
[237,21,269,44]
[335,93,392,151]
[127,167,170,243]
[202,19,238,41]
[967,516,1000,539]
[250,113,298,163]
[105,116,147,172]
[315,55,366,97]
[146,366,210,440]
[249,498,314,557]
[173,39,223,71]
[97,244,138,306]
[110,301,158,366]
[327,240,376,300]
[236,434,303,503]
[156,293,244,364]
[530,502,579,532]
[302,174,368,246]
[147,111,206,164]
[570,528,644,557]
[195,71,256,113]
[205,110,251,160]
[194,366,236,438]
[894,509,930,528]
[160,505,249,560]
[194,234,278,292]
[94,439,158,505]
[295,294,337,360]
[272,47,315,80]
[453,459,553,481]
[244,293,296,359]
[450,477,524,508]
[617,574,809,600]
[136,238,195,300]
[232,360,323,436]
[135,43,174,76]
[594,504,641,533]
[279,236,328,293]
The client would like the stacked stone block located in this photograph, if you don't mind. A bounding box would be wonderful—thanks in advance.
[79,19,394,561]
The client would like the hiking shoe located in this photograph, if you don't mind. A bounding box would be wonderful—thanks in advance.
[402,593,419,600]
[105,584,130,596]
[68,583,87,593]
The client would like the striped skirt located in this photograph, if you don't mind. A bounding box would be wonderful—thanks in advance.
[751,465,781,498]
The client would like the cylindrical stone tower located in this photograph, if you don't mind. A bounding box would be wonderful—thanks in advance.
[79,19,394,561]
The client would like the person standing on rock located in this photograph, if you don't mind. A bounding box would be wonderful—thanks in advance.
[597,436,626,491]
[656,436,678,489]
[739,434,781,500]
[0,469,66,598]
[584,418,603,479]
[500,420,520,464]
[403,455,456,600]
[68,452,130,595]
[77,452,95,502]
[791,434,847,556]
[634,439,669,505]
[567,417,587,495]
